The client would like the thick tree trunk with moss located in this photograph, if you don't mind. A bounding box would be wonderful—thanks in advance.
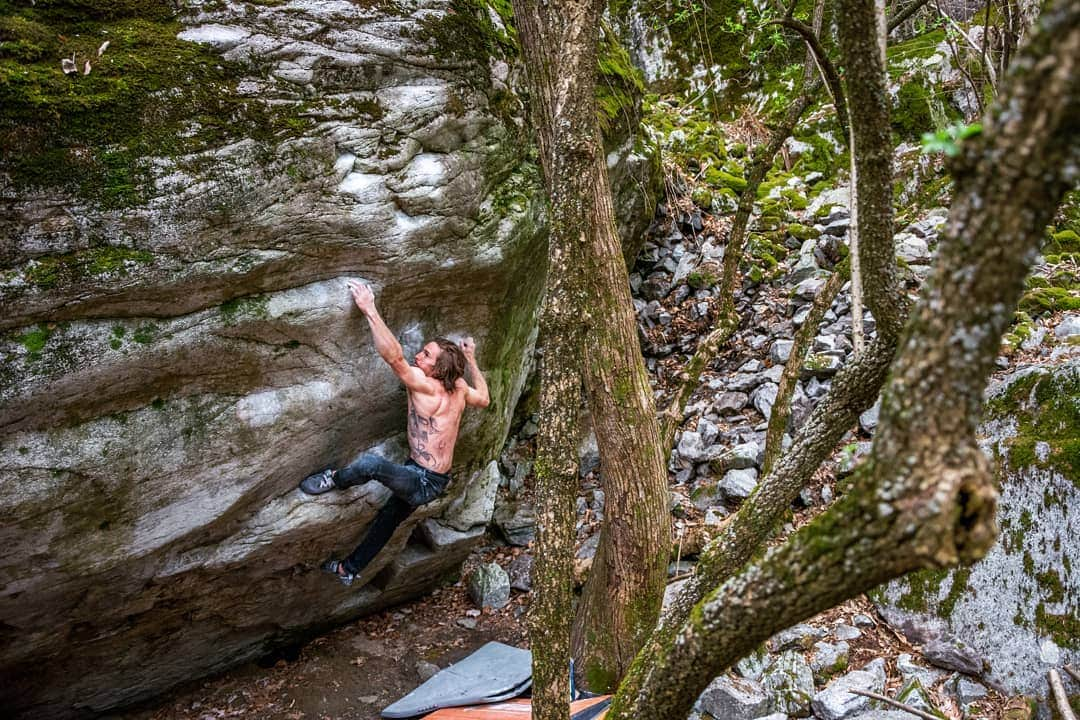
[607,1,1080,715]
[511,0,670,700]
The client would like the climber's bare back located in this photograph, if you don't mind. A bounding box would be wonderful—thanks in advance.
[406,381,468,474]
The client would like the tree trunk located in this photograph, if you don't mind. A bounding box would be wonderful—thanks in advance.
[607,0,1080,714]
[529,300,583,720]
[510,0,671,695]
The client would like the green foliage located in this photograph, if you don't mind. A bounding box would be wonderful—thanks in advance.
[920,122,982,157]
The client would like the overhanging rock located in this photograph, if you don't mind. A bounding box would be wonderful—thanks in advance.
[0,2,657,718]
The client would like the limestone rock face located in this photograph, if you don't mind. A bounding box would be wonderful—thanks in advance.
[876,360,1079,704]
[0,2,655,718]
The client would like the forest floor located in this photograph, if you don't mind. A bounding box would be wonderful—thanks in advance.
[110,546,1012,720]
[110,548,530,720]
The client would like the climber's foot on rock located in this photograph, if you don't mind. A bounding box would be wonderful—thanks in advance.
[321,559,354,586]
[300,468,337,495]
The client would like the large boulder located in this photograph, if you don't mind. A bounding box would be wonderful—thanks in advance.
[874,360,1080,709]
[0,1,656,718]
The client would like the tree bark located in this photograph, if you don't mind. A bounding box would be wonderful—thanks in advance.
[510,0,671,694]
[839,0,908,341]
[607,1,1080,714]
[762,263,848,475]
[529,294,584,720]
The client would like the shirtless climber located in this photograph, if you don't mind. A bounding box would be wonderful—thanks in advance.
[300,279,490,585]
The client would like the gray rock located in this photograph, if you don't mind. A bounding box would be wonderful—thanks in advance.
[906,213,946,238]
[759,365,786,384]
[805,376,831,399]
[896,232,931,264]
[715,392,750,415]
[822,218,850,236]
[922,637,983,675]
[704,506,728,525]
[846,713,918,720]
[713,442,764,473]
[895,653,945,692]
[836,442,872,477]
[443,460,502,531]
[951,676,988,705]
[833,623,862,641]
[769,623,827,652]
[720,467,759,501]
[416,660,441,681]
[858,399,881,435]
[698,417,720,447]
[694,675,772,720]
[751,382,780,419]
[811,665,886,720]
[761,650,815,717]
[811,641,850,682]
[794,275,829,301]
[466,562,511,610]
[507,553,533,592]
[735,646,773,682]
[814,333,837,352]
[1055,313,1080,338]
[791,254,822,283]
[678,430,710,464]
[740,359,765,373]
[579,431,601,477]
[789,384,814,432]
[770,339,795,364]
[417,520,486,552]
[801,352,845,378]
[728,372,768,393]
[493,498,537,546]
[894,679,937,716]
[509,460,531,498]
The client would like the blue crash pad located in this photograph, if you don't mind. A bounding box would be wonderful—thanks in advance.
[381,641,532,718]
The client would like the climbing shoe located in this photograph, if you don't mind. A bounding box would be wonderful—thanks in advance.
[322,559,354,586]
[300,468,338,495]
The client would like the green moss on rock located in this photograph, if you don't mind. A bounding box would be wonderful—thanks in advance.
[892,82,934,140]
[22,246,154,288]
[0,0,310,205]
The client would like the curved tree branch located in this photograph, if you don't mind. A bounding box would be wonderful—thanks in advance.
[765,18,851,143]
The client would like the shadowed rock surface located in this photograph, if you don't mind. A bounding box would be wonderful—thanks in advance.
[0,1,655,717]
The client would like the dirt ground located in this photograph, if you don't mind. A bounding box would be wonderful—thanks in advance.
[110,550,529,720]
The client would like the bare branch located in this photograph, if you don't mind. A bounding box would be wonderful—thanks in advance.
[1049,669,1079,720]
[849,689,945,720]
[887,0,932,33]
[762,262,848,476]
[1065,665,1080,685]
[765,18,850,143]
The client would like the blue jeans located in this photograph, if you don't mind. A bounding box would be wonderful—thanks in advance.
[335,454,451,575]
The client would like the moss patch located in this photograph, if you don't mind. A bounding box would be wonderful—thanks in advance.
[0,0,310,205]
[987,367,1080,484]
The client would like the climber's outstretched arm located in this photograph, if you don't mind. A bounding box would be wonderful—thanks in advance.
[348,280,434,395]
